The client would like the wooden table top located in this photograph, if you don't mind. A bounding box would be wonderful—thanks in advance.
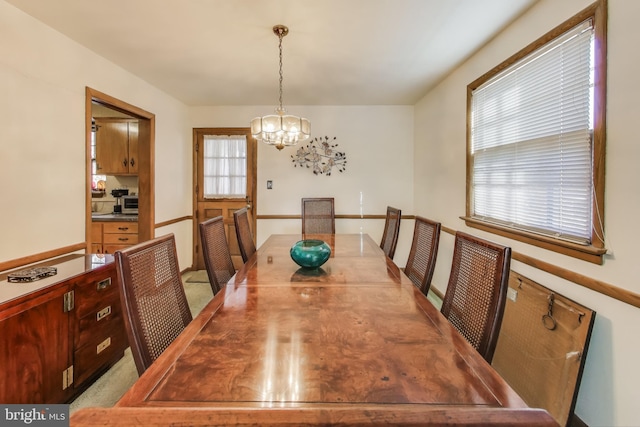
[232,234,408,287]
[72,234,557,426]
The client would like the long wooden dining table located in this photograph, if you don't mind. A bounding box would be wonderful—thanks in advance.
[70,234,557,426]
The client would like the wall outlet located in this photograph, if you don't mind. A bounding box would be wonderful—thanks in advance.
[267,180,273,189]
[507,287,518,302]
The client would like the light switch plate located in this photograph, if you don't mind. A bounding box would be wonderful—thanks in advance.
[267,180,273,189]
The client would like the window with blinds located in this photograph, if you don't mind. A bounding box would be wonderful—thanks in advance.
[466,1,607,262]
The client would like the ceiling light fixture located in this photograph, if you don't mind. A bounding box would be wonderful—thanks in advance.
[251,25,310,151]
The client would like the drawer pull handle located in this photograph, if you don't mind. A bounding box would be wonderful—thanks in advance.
[97,306,112,321]
[97,337,111,354]
[117,227,129,231]
[118,237,129,242]
[96,277,112,290]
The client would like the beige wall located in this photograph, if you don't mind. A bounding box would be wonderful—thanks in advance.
[190,105,416,264]
[414,0,640,425]
[0,1,193,268]
[3,0,638,424]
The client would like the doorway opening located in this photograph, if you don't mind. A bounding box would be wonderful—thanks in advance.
[85,87,155,250]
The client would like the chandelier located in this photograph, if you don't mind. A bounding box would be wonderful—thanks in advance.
[251,25,310,151]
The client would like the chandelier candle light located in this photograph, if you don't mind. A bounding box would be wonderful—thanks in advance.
[251,25,310,151]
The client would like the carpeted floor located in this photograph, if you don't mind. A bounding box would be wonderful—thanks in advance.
[69,271,213,414]
[185,269,210,283]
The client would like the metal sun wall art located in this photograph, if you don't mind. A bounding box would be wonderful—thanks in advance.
[291,136,347,176]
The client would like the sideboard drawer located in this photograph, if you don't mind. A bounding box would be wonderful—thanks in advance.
[74,323,127,387]
[73,265,118,319]
[75,299,124,350]
[70,260,127,390]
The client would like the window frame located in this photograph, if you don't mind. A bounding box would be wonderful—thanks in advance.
[464,0,607,264]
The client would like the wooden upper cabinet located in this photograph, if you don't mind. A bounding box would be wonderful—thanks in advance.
[127,121,138,174]
[95,118,138,175]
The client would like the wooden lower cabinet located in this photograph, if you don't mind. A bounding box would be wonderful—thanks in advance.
[91,222,103,253]
[0,255,127,404]
[0,284,74,403]
[93,221,138,254]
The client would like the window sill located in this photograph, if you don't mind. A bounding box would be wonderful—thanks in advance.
[461,216,606,265]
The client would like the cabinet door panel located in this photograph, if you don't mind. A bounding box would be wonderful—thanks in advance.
[95,120,129,175]
[128,121,139,174]
[0,288,72,403]
[91,222,103,242]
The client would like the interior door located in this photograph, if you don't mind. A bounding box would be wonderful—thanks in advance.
[193,128,257,270]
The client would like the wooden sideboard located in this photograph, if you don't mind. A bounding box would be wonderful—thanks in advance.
[0,254,127,403]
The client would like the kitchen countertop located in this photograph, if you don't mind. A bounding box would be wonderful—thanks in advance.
[92,213,138,222]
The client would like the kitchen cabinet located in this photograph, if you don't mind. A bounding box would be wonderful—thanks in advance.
[95,118,139,175]
[92,221,138,254]
[91,222,103,253]
[0,255,127,403]
[103,222,138,254]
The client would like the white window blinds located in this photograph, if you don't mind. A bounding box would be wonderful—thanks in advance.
[203,135,247,198]
[470,19,594,244]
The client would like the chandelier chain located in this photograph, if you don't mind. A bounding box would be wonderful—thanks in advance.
[277,29,284,110]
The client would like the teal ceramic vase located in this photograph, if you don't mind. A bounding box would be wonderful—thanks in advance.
[290,239,331,269]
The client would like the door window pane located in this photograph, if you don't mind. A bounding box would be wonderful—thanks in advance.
[203,135,247,198]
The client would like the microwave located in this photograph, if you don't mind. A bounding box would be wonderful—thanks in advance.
[122,195,138,214]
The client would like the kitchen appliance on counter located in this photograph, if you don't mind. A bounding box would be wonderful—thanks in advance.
[122,195,139,215]
[111,188,129,213]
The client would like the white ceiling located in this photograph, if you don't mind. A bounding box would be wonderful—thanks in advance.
[6,0,538,106]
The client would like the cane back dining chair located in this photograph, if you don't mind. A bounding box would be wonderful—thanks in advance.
[114,233,193,376]
[440,232,511,363]
[301,197,335,234]
[199,216,236,295]
[233,207,256,263]
[379,206,402,259]
[404,216,441,295]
